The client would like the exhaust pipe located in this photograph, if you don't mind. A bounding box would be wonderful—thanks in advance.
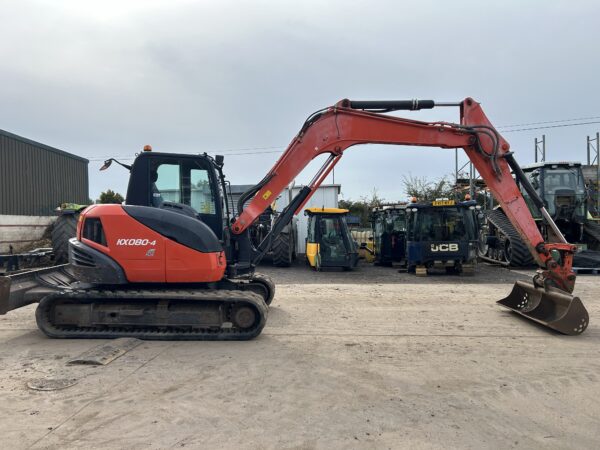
[498,281,589,335]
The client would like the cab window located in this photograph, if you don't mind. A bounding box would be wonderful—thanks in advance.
[190,168,216,214]
[154,164,181,205]
[152,163,216,215]
[308,216,316,242]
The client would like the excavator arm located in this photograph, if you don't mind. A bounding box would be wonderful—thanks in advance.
[232,97,588,335]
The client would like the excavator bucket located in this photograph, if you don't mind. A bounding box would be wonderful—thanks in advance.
[498,280,589,335]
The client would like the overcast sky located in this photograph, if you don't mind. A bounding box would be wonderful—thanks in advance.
[1,0,599,203]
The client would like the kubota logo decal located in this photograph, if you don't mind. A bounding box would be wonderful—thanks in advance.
[116,238,157,246]
[431,243,459,252]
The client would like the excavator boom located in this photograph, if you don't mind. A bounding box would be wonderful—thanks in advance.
[233,97,587,334]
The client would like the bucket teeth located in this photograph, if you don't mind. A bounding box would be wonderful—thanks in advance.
[498,281,589,335]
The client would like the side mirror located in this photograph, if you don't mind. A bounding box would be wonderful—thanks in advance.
[99,158,132,172]
[99,159,113,171]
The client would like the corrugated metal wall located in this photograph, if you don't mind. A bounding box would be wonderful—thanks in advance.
[0,130,88,216]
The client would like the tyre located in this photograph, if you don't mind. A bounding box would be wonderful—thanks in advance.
[584,221,600,251]
[477,225,489,257]
[272,232,292,267]
[51,213,79,264]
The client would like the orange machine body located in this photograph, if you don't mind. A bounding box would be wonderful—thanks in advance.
[78,204,226,283]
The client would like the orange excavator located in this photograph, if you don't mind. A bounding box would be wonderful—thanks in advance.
[0,98,589,338]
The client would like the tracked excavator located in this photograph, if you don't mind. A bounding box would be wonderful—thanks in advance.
[0,98,590,338]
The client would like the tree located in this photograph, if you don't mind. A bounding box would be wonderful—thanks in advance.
[97,189,124,204]
[339,188,384,227]
[402,174,455,202]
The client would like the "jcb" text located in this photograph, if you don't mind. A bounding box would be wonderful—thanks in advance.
[430,243,459,252]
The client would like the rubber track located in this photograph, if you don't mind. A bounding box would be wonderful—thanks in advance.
[271,232,292,267]
[51,214,79,264]
[35,289,267,340]
[480,210,534,267]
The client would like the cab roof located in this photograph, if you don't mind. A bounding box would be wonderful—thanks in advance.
[305,207,349,215]
[521,161,581,171]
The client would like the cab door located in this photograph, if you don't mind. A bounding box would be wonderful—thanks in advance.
[150,157,224,240]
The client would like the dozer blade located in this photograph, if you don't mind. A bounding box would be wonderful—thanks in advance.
[0,265,76,314]
[498,280,589,335]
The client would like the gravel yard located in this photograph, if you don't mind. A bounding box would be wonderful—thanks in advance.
[0,262,598,449]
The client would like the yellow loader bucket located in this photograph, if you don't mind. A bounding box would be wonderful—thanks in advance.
[498,280,589,335]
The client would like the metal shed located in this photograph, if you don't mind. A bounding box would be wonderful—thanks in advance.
[0,129,89,216]
[0,130,89,252]
[278,184,340,254]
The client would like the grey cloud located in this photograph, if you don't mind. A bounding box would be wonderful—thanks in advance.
[0,0,598,202]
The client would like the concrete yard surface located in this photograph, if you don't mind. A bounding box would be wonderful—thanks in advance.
[0,264,598,449]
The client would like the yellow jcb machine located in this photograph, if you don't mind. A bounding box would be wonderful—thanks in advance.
[305,208,359,270]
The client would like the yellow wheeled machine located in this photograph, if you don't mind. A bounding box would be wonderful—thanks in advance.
[351,229,375,263]
[305,208,359,270]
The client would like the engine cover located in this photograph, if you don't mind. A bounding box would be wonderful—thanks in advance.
[73,204,226,283]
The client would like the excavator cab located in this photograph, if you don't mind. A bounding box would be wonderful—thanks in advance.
[124,152,226,239]
[371,205,408,266]
[405,199,479,275]
[520,162,587,243]
[305,208,359,270]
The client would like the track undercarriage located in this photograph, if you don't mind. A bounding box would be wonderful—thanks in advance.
[0,266,274,340]
[36,289,267,340]
[478,210,534,267]
[480,210,600,270]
